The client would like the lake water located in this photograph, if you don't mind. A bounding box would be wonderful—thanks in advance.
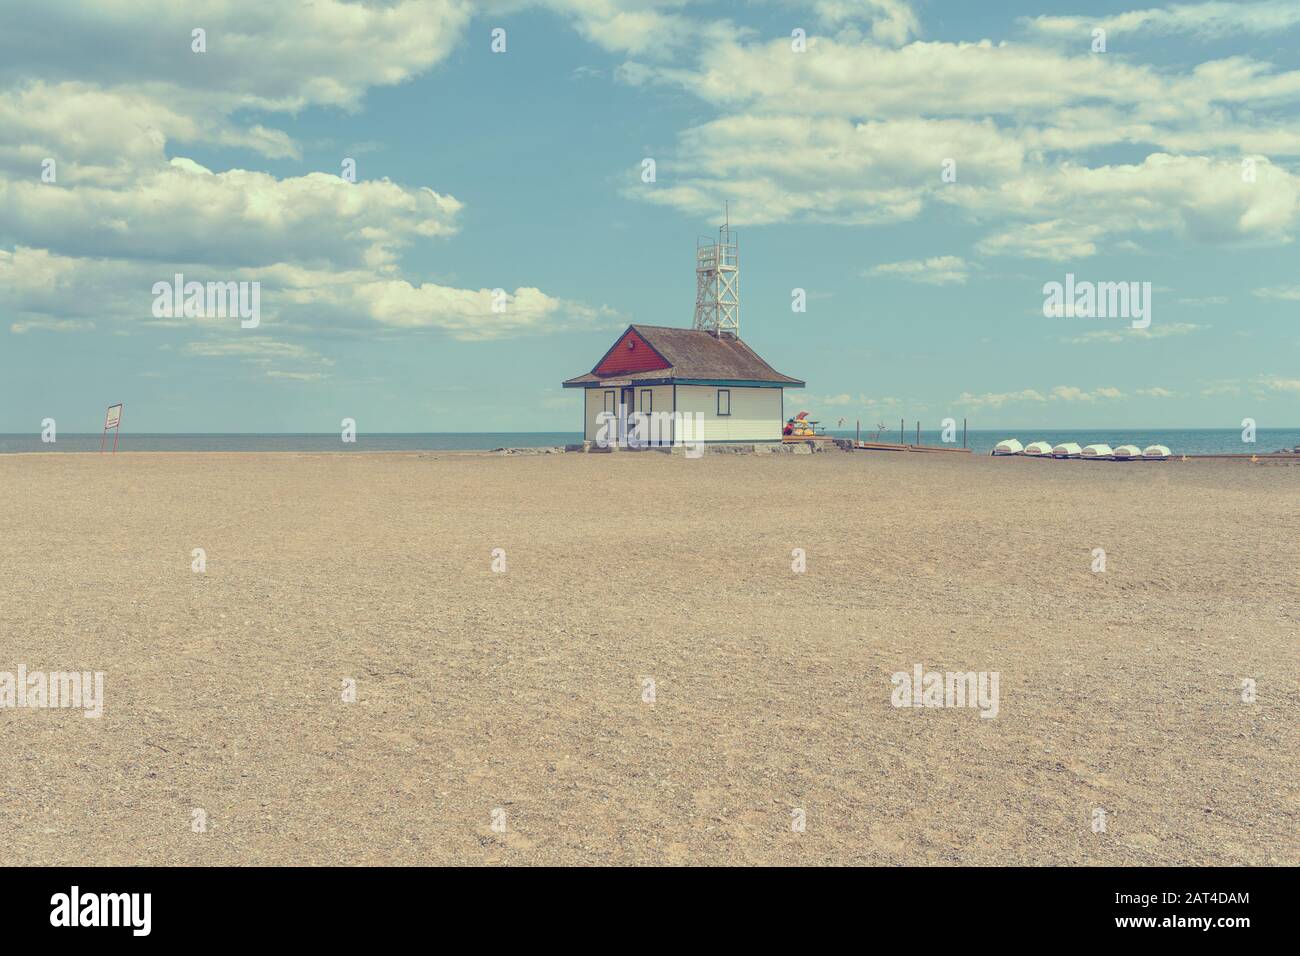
[826,428,1300,456]
[2,428,1297,455]
[0,433,581,454]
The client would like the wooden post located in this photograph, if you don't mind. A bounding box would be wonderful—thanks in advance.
[900,418,904,445]
[916,421,920,446]
[856,419,860,443]
[963,418,967,449]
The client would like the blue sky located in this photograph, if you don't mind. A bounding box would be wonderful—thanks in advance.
[1,0,1298,432]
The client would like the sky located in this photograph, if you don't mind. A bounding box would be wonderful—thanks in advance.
[1,0,1299,432]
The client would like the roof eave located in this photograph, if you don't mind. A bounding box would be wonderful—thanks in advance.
[563,375,803,388]
[672,378,803,388]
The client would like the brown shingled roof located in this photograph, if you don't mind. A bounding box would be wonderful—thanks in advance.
[563,325,804,387]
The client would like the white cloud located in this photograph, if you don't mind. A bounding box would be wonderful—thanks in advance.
[977,221,1107,261]
[811,392,855,406]
[955,389,1049,409]
[346,281,615,340]
[628,113,1021,225]
[1023,2,1300,41]
[0,246,614,343]
[2,159,463,270]
[1253,284,1300,300]
[0,0,472,113]
[966,155,1300,259]
[1050,385,1124,402]
[1201,381,1242,395]
[803,392,906,411]
[621,31,1300,258]
[955,385,1126,408]
[0,82,300,185]
[477,1,749,59]
[182,339,332,363]
[869,255,969,284]
[179,337,336,381]
[5,0,1297,357]
[0,2,611,345]
[1060,322,1205,344]
[813,1,922,44]
[1258,375,1300,394]
[10,318,94,334]
[265,370,329,382]
[626,34,1300,120]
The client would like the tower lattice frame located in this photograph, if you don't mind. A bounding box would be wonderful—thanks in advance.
[693,215,739,337]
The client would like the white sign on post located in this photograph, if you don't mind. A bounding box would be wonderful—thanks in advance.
[101,403,123,453]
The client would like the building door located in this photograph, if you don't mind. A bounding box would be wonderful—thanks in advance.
[620,387,637,446]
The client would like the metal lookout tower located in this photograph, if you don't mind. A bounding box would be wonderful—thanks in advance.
[693,204,739,337]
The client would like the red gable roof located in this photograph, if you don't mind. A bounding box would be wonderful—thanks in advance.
[592,328,671,376]
[563,325,804,388]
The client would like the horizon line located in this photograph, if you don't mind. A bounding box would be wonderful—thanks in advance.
[4,426,1298,436]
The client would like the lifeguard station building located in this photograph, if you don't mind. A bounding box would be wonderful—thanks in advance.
[562,324,804,444]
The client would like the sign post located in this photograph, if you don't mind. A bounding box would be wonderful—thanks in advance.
[100,403,123,454]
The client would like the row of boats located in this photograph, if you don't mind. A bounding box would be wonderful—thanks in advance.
[992,439,1172,460]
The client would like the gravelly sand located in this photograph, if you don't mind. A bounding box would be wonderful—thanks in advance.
[1,450,1296,866]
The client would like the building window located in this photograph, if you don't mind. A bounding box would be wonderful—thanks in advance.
[717,389,731,416]
[603,390,615,414]
[640,389,652,413]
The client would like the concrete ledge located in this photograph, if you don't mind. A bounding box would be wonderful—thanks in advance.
[706,443,756,455]
[565,441,842,455]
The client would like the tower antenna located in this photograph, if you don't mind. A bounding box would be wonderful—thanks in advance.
[693,205,739,337]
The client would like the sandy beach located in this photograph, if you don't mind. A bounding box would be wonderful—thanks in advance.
[1,450,1296,866]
